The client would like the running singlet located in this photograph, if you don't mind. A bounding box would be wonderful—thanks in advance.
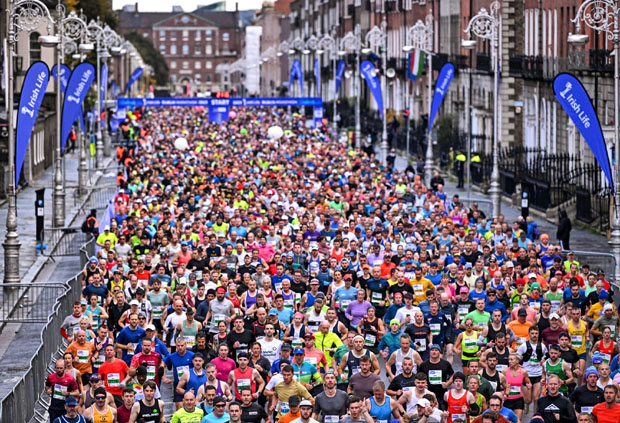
[137,399,162,423]
[568,320,587,355]
[447,390,470,423]
[93,405,114,423]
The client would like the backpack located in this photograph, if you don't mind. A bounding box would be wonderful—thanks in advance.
[532,227,540,240]
[521,341,543,364]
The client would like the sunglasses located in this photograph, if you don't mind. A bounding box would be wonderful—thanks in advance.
[215,404,226,408]
[95,396,106,400]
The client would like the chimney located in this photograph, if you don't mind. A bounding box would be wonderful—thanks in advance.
[134,2,138,17]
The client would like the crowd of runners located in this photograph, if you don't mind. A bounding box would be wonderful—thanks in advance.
[47,107,620,423]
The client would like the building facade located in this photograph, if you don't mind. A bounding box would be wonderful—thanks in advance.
[118,5,243,94]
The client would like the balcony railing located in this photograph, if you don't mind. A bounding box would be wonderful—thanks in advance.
[569,49,613,72]
[508,55,523,77]
[522,56,542,79]
[476,53,491,72]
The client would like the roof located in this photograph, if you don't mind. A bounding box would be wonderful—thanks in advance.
[118,9,239,30]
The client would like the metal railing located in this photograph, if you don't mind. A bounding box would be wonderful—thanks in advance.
[42,227,92,259]
[0,283,69,323]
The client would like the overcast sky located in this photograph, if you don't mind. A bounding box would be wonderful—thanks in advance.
[112,0,261,12]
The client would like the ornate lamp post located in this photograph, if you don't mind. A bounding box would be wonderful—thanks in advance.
[4,0,56,284]
[364,20,388,165]
[339,25,361,148]
[569,0,620,281]
[404,12,434,185]
[462,0,501,218]
[319,32,338,138]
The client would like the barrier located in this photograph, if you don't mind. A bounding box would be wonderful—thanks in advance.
[566,250,617,285]
[42,227,91,258]
[0,283,69,323]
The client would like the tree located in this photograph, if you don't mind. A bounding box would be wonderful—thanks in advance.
[124,32,170,87]
[66,0,118,31]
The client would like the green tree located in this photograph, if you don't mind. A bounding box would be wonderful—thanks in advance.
[66,0,118,31]
[124,31,170,86]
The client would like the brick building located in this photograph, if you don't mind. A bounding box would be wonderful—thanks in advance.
[118,5,243,94]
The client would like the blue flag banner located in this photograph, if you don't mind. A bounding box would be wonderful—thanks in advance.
[314,58,320,97]
[335,60,346,96]
[101,63,108,112]
[428,63,455,133]
[313,105,323,128]
[554,73,614,191]
[61,62,95,153]
[117,97,323,108]
[16,61,49,186]
[360,60,384,119]
[288,59,303,96]
[53,64,86,132]
[112,80,118,99]
[208,105,230,123]
[124,67,143,94]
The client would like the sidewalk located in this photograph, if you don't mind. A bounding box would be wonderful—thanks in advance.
[0,151,111,283]
[391,154,611,253]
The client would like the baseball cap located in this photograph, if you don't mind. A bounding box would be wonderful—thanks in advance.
[496,284,505,290]
[343,274,353,280]
[104,225,110,231]
[90,374,101,382]
[403,293,414,299]
[459,286,469,294]
[80,299,88,305]
[269,308,278,316]
[518,308,527,316]
[417,398,431,408]
[528,272,537,279]
[129,299,139,306]
[289,395,301,406]
[213,396,226,405]
[237,351,249,359]
[299,400,313,408]
[430,262,438,267]
[549,312,560,320]
[429,344,441,351]
[294,348,305,355]
[310,279,319,285]
[604,303,614,312]
[303,333,315,339]
[65,396,79,406]
[145,324,156,331]
[390,319,400,326]
[89,257,98,264]
[464,263,472,269]
[281,343,293,351]
[505,261,514,268]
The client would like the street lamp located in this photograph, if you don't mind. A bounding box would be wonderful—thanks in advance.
[463,0,501,218]
[569,0,620,281]
[340,25,362,148]
[289,37,305,97]
[4,0,56,284]
[365,21,388,165]
[404,11,434,185]
[319,32,338,138]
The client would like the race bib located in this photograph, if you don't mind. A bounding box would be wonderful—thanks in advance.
[496,364,508,372]
[571,335,583,348]
[371,292,383,305]
[53,384,66,400]
[146,365,156,380]
[451,414,466,421]
[280,402,290,415]
[77,350,89,364]
[284,298,295,309]
[364,334,376,346]
[306,357,318,369]
[153,307,162,319]
[177,365,189,379]
[214,314,225,325]
[430,324,441,336]
[429,370,442,385]
[93,354,104,367]
[107,373,121,387]
[414,284,424,294]
[508,385,521,396]
[184,336,195,348]
[550,300,561,312]
[416,338,427,350]
[237,378,251,391]
[341,300,352,309]
[581,406,594,413]
[325,416,339,423]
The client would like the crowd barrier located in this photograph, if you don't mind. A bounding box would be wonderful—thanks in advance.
[0,240,90,423]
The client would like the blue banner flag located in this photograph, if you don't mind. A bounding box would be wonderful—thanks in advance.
[428,63,455,133]
[112,80,118,99]
[314,58,320,97]
[208,105,230,123]
[360,60,384,119]
[554,73,614,191]
[61,62,95,153]
[101,64,108,112]
[124,67,143,94]
[53,64,86,132]
[16,62,49,186]
[288,59,303,96]
[117,97,323,108]
[335,60,346,96]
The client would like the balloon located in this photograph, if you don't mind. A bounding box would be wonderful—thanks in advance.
[229,111,237,119]
[240,128,248,135]
[174,137,189,151]
[268,126,284,140]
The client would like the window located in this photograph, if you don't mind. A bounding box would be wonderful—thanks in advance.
[143,32,149,38]
[222,32,230,41]
[195,61,201,69]
[183,61,189,69]
[160,30,166,40]
[206,61,212,69]
[195,74,201,83]
[182,30,189,41]
[170,61,177,69]
[206,74,212,82]
[183,45,189,55]
[160,44,166,53]
[206,45,213,55]
[171,74,177,83]
[170,45,177,55]
[170,30,177,41]
[30,32,41,62]
[195,30,201,41]
[195,45,201,55]
[206,29,213,40]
